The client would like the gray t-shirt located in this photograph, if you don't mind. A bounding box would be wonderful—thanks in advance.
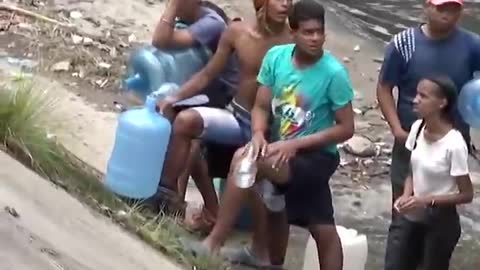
[187,7,239,99]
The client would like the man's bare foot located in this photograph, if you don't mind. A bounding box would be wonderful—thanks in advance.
[184,206,216,235]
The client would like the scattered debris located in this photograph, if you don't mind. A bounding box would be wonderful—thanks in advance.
[98,62,111,69]
[4,206,20,218]
[343,135,376,157]
[40,247,58,257]
[83,37,93,45]
[128,33,136,43]
[69,10,82,19]
[354,45,360,52]
[99,205,113,216]
[353,108,363,115]
[373,57,383,63]
[0,3,74,27]
[71,34,83,44]
[51,60,71,72]
[343,57,351,63]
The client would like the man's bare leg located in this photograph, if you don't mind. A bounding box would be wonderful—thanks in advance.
[178,140,219,233]
[267,210,289,266]
[177,142,196,200]
[161,110,203,191]
[189,144,219,217]
[309,224,343,270]
[202,174,269,262]
[197,149,290,265]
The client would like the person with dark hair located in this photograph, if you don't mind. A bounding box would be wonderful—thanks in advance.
[385,75,474,270]
[377,0,480,264]
[151,0,239,233]
[185,1,354,270]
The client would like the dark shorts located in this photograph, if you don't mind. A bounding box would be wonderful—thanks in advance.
[276,149,340,228]
[205,143,238,179]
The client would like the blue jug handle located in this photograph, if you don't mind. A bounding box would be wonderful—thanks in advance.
[145,95,158,114]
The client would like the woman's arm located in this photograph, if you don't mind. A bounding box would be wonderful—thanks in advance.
[402,173,414,197]
[425,175,474,206]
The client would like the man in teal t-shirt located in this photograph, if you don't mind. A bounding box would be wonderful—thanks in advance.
[248,1,354,269]
[259,44,353,154]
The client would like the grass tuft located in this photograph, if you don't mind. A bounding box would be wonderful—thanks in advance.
[0,74,228,270]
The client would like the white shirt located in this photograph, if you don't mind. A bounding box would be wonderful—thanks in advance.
[406,120,469,198]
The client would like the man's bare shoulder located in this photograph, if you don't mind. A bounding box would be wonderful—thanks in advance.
[224,20,255,39]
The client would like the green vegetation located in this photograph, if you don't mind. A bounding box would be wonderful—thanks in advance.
[0,74,226,270]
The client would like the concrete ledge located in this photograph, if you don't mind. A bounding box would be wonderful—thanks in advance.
[0,151,181,270]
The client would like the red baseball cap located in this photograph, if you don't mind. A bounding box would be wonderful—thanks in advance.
[428,0,464,5]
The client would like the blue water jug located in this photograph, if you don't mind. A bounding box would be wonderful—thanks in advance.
[123,23,211,101]
[105,95,172,199]
[458,77,480,129]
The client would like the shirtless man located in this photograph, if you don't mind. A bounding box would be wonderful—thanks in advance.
[156,0,292,267]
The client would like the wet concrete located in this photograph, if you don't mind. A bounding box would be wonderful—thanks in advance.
[324,0,480,43]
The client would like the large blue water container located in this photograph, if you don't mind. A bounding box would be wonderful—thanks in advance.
[458,77,480,129]
[123,24,211,101]
[105,95,172,199]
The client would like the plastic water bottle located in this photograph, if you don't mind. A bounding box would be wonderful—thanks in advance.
[458,77,480,129]
[235,146,257,189]
[104,95,172,199]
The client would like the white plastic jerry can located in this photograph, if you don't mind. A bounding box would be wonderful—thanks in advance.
[302,226,368,270]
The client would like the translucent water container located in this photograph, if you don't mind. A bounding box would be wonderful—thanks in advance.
[123,25,211,101]
[302,226,368,270]
[458,77,480,129]
[104,95,172,199]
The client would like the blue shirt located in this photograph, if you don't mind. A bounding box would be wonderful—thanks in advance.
[257,44,354,154]
[379,26,480,132]
[186,7,239,92]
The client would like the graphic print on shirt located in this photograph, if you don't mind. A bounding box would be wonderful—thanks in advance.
[271,82,314,139]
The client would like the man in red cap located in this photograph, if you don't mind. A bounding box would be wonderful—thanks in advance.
[377,0,480,269]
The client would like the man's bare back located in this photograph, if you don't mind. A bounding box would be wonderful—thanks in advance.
[228,21,292,110]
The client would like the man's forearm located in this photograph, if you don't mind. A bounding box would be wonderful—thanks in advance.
[152,0,178,47]
[251,105,270,136]
[377,84,402,132]
[287,124,354,151]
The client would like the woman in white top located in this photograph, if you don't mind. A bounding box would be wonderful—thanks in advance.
[385,75,474,270]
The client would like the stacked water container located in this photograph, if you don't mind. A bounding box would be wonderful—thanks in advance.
[104,23,211,199]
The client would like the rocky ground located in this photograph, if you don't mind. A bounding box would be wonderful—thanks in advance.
[0,0,478,269]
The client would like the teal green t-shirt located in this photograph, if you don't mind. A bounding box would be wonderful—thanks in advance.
[257,44,354,154]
